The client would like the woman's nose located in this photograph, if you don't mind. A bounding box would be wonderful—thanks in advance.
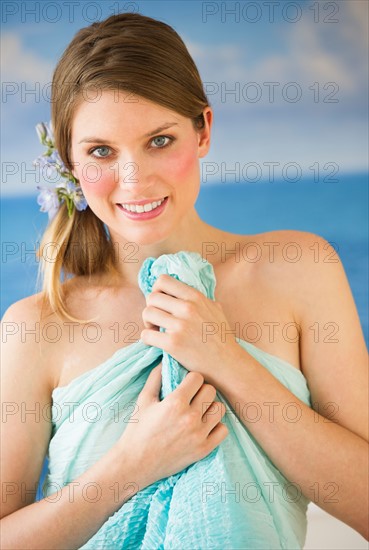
[111,160,139,188]
[112,154,151,191]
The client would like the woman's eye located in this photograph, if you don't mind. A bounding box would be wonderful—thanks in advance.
[89,146,111,158]
[151,135,173,148]
[88,136,173,158]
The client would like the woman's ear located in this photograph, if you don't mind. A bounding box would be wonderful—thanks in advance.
[198,106,213,158]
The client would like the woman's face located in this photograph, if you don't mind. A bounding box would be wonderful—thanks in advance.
[70,91,211,245]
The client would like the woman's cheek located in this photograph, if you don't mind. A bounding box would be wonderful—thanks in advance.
[165,148,198,181]
[78,166,116,198]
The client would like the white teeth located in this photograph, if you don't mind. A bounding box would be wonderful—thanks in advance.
[121,198,165,213]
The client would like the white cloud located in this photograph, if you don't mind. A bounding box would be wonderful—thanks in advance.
[184,37,247,81]
[184,4,367,98]
[249,24,354,92]
[1,32,53,85]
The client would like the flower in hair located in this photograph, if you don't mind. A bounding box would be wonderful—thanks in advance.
[33,121,88,220]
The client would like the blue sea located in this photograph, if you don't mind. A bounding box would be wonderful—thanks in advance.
[1,175,368,499]
[2,175,368,344]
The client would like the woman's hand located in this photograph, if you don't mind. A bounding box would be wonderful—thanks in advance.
[140,274,242,382]
[117,363,228,487]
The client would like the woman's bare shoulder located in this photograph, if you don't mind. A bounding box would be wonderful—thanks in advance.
[1,291,56,392]
[235,228,331,273]
[228,228,336,304]
[2,290,51,324]
[1,281,87,391]
[1,274,94,321]
[237,227,325,253]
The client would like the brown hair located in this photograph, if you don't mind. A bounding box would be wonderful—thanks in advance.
[37,12,210,321]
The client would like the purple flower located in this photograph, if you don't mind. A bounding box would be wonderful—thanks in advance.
[35,123,47,143]
[48,150,67,173]
[74,191,88,211]
[36,186,60,221]
[33,150,68,181]
[34,120,88,218]
[33,155,59,182]
[35,121,54,146]
[32,154,49,169]
[64,180,88,211]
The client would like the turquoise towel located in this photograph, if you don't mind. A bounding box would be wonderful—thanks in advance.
[43,251,312,549]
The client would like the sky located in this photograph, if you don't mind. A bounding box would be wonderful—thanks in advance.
[1,0,368,195]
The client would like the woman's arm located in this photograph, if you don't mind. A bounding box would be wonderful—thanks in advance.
[0,298,146,549]
[1,443,145,550]
[208,233,369,540]
[1,296,229,549]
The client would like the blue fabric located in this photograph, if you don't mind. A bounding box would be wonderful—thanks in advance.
[43,251,312,549]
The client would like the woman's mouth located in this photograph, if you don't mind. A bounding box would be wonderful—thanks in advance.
[116,196,169,220]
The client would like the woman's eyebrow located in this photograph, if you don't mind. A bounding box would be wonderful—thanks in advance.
[78,122,179,144]
[143,122,179,138]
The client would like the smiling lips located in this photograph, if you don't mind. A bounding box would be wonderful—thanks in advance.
[119,196,167,213]
[116,196,169,219]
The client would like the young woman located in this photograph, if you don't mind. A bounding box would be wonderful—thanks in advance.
[1,12,368,549]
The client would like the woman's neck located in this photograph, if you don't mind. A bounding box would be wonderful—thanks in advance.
[108,209,226,287]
